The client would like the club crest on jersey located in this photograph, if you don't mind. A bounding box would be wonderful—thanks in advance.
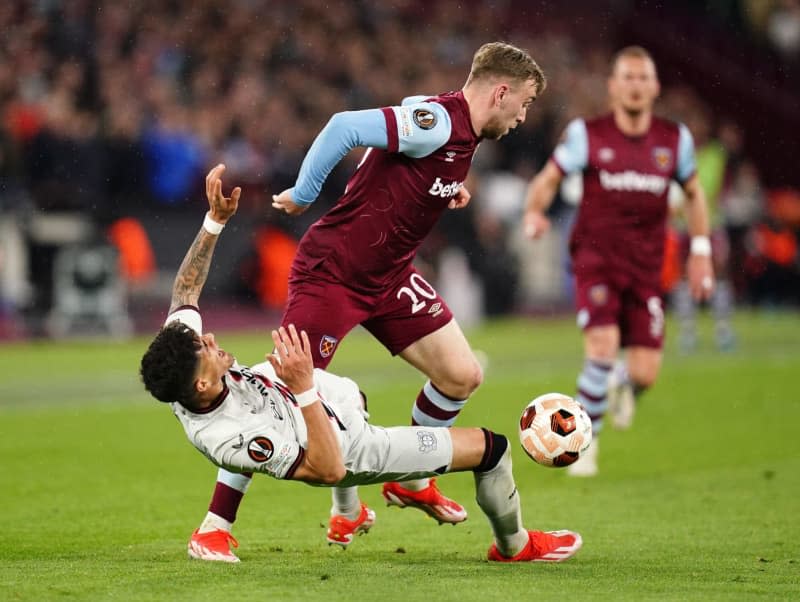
[413,109,437,130]
[319,335,339,358]
[247,436,274,462]
[652,147,673,171]
[589,284,608,306]
[417,430,438,453]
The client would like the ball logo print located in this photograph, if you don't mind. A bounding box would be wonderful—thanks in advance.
[519,393,592,467]
[247,436,274,463]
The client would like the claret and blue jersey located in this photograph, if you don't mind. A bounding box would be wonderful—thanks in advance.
[552,114,698,281]
[288,91,481,293]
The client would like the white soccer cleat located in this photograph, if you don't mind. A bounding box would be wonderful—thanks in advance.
[566,439,598,477]
[607,371,636,431]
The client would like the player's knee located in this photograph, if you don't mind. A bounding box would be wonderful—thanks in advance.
[584,327,619,361]
[436,358,482,400]
[461,356,484,395]
[474,429,509,473]
[632,370,658,390]
[629,361,660,389]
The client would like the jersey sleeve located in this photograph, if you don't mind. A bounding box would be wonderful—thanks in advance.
[551,118,589,175]
[386,101,451,159]
[203,421,305,480]
[290,109,390,206]
[401,94,433,106]
[675,122,697,184]
[164,305,202,334]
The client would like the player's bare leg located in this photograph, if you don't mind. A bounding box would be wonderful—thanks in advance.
[569,325,619,476]
[384,320,482,523]
[610,346,661,430]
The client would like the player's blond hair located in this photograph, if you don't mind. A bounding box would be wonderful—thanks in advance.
[466,42,546,94]
[611,46,657,75]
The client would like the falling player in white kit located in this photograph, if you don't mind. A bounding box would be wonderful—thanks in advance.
[140,164,582,564]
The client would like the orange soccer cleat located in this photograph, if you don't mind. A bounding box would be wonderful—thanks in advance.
[187,528,240,563]
[327,503,376,548]
[488,529,583,563]
[382,478,467,525]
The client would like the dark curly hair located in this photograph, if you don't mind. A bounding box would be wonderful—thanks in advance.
[140,322,201,405]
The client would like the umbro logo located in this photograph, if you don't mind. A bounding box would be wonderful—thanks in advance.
[445,151,456,163]
[598,147,615,162]
[428,302,442,317]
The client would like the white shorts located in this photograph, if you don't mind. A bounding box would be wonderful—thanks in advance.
[336,423,454,487]
[253,364,454,487]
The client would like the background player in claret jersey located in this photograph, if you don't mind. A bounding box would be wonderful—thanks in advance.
[194,41,547,541]
[523,46,714,476]
[139,164,582,565]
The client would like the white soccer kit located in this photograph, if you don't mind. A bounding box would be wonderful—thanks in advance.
[165,307,453,486]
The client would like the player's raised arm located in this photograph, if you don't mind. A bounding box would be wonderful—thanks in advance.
[168,164,241,314]
[267,325,346,484]
[271,101,451,216]
[271,109,391,216]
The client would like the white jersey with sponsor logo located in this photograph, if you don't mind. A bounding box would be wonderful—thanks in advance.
[165,307,452,486]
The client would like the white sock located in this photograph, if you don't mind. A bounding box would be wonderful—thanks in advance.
[217,468,252,493]
[399,478,429,491]
[198,511,232,534]
[331,486,361,520]
[474,447,528,557]
[613,358,630,387]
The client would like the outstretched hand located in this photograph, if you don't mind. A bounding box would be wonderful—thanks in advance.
[266,324,315,393]
[205,164,241,224]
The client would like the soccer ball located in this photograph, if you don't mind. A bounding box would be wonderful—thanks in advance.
[518,393,592,467]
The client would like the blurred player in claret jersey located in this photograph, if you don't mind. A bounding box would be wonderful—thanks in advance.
[523,46,714,477]
[189,42,548,559]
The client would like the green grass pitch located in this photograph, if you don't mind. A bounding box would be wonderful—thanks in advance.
[1,311,798,601]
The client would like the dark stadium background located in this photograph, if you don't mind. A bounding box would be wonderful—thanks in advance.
[0,0,797,340]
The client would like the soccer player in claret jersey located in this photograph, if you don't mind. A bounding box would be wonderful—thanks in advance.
[523,46,714,476]
[190,42,547,558]
[140,164,582,565]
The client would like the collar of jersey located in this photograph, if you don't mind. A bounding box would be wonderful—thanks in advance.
[193,377,230,415]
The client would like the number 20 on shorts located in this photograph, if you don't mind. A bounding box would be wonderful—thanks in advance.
[396,273,438,314]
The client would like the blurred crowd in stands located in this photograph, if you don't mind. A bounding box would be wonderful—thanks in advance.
[0,0,798,338]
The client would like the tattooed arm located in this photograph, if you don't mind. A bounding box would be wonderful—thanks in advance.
[168,164,241,313]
